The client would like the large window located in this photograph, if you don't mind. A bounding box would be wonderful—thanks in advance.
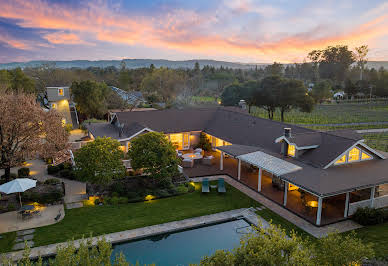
[334,146,373,165]
[169,133,183,150]
[287,144,296,157]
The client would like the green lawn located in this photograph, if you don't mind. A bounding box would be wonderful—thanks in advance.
[0,232,16,253]
[363,133,388,152]
[349,223,388,258]
[34,183,259,247]
[251,104,388,124]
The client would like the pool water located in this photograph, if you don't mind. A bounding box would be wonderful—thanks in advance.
[112,219,251,266]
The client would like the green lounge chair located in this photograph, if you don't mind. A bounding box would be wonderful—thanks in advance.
[202,178,210,193]
[218,178,226,193]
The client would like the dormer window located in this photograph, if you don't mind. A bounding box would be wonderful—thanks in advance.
[334,147,373,165]
[287,144,296,157]
[58,88,64,96]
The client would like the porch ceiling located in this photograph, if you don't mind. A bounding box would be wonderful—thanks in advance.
[237,151,303,176]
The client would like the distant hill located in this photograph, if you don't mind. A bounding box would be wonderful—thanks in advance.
[0,59,266,70]
[0,59,386,70]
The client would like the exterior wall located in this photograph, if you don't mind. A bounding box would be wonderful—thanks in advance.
[189,131,201,148]
[47,87,70,101]
[50,99,72,126]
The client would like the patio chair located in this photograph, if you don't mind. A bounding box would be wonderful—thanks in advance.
[202,156,213,166]
[194,148,203,155]
[218,178,226,193]
[182,159,194,168]
[202,178,210,193]
[32,210,41,216]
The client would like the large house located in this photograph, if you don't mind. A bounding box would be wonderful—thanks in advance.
[85,107,388,226]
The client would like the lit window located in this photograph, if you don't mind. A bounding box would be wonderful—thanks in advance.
[335,155,346,165]
[348,147,361,162]
[51,103,57,109]
[361,152,372,160]
[288,184,299,191]
[58,88,64,96]
[169,133,183,150]
[287,144,296,157]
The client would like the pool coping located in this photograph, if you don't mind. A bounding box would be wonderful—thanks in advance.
[3,208,265,261]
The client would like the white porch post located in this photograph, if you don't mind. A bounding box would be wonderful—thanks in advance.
[370,186,376,208]
[316,197,323,226]
[220,152,224,171]
[344,192,350,218]
[258,168,262,192]
[283,181,288,206]
[237,159,241,181]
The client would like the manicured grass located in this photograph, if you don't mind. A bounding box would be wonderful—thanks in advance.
[0,232,16,253]
[251,104,388,124]
[256,208,314,240]
[34,183,259,247]
[363,133,388,152]
[348,223,388,258]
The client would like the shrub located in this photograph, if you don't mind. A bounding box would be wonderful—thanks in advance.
[111,192,120,198]
[187,182,195,192]
[94,198,101,205]
[18,167,30,177]
[22,190,63,204]
[110,196,120,205]
[118,197,128,204]
[47,165,61,175]
[174,185,188,195]
[157,177,173,189]
[103,196,111,205]
[155,189,170,198]
[110,183,126,196]
[0,173,17,183]
[59,169,75,180]
[126,192,139,199]
[44,178,60,185]
[352,207,385,225]
[8,204,15,211]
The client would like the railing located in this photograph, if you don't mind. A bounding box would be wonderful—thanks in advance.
[348,195,388,215]
[374,194,388,209]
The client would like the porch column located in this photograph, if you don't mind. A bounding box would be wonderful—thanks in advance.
[370,186,376,208]
[220,152,224,171]
[237,159,241,181]
[316,197,323,226]
[283,181,288,206]
[257,168,262,192]
[344,192,350,218]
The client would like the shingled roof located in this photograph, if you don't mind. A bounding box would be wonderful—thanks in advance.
[91,107,380,171]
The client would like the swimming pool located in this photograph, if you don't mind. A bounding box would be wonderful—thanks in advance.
[112,218,251,266]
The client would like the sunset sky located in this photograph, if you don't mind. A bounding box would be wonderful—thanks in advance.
[0,0,388,63]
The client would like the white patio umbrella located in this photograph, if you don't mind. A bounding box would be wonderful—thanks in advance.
[0,178,37,208]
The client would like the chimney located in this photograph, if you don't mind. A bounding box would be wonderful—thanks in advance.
[284,128,291,138]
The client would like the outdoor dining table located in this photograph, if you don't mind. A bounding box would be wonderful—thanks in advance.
[19,205,35,212]
[182,153,203,160]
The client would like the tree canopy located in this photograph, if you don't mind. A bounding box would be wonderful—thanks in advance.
[0,93,69,180]
[128,132,180,182]
[71,80,111,119]
[200,223,374,266]
[74,137,125,185]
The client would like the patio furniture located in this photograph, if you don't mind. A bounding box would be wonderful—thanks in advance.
[202,178,210,193]
[194,148,203,155]
[182,159,194,168]
[202,156,214,166]
[210,185,217,190]
[182,153,203,161]
[218,178,226,193]
[0,178,37,208]
[32,210,41,216]
[19,205,35,212]
[22,212,32,220]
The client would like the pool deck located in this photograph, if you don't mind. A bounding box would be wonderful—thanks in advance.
[3,208,265,261]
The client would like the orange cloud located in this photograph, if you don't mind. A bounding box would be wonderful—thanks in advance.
[0,0,387,62]
[0,34,29,50]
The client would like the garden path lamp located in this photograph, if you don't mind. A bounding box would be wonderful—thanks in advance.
[0,178,37,208]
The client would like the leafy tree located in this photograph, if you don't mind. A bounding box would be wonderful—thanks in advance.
[200,222,374,266]
[195,132,212,152]
[71,80,110,119]
[1,238,130,265]
[0,70,11,93]
[311,80,332,103]
[354,45,369,81]
[74,137,125,185]
[0,94,69,180]
[344,79,357,97]
[141,67,186,103]
[264,62,284,76]
[253,76,279,120]
[220,82,242,106]
[128,132,180,182]
[308,45,355,84]
[0,68,35,94]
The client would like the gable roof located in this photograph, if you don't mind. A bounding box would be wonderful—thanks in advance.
[101,107,377,169]
[275,132,322,149]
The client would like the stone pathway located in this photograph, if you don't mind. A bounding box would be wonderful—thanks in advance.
[13,229,35,251]
[191,175,362,238]
[4,208,258,261]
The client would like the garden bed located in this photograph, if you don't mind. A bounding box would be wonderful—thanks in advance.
[86,175,193,205]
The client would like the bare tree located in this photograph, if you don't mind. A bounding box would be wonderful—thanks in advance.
[0,94,69,180]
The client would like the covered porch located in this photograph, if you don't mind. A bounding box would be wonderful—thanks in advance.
[183,144,383,226]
